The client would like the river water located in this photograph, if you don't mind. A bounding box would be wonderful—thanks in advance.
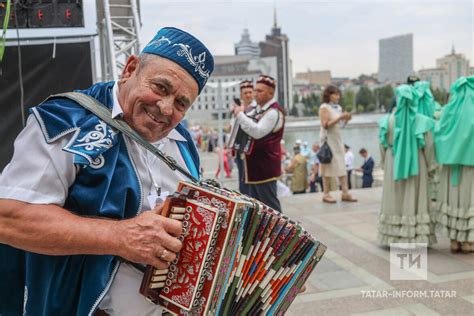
[283,114,386,167]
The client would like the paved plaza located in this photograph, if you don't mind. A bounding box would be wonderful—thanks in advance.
[201,153,474,315]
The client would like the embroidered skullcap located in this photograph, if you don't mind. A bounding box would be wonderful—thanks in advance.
[240,80,254,90]
[256,75,276,89]
[142,27,214,93]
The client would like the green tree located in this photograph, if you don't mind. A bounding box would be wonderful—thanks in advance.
[356,86,375,112]
[293,93,300,105]
[289,106,298,117]
[301,93,320,116]
[340,90,355,112]
[374,85,394,111]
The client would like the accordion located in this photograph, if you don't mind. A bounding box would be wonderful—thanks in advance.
[227,117,256,155]
[140,181,326,315]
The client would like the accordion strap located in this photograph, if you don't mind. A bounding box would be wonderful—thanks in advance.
[46,92,199,184]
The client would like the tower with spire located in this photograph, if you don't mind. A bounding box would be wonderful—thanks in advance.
[259,5,293,111]
[234,29,261,57]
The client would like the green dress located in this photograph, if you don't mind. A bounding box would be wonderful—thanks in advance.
[434,76,474,242]
[378,85,438,246]
[378,114,438,245]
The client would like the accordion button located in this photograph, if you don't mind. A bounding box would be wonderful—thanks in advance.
[170,214,184,220]
[149,282,165,289]
[171,207,186,214]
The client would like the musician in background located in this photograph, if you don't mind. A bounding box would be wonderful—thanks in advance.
[232,75,285,212]
[231,80,256,195]
[0,27,213,315]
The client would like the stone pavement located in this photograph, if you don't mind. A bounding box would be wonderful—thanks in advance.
[200,152,474,315]
[283,188,473,316]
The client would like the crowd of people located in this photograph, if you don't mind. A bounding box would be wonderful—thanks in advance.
[225,74,473,255]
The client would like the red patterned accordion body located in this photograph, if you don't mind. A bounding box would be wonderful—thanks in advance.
[140,181,326,315]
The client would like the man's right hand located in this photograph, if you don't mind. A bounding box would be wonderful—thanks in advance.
[115,208,183,269]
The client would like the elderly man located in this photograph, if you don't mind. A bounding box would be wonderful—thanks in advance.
[232,75,285,212]
[0,27,213,315]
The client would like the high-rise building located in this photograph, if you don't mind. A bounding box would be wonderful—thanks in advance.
[234,28,261,57]
[418,46,472,91]
[259,8,292,112]
[378,34,414,83]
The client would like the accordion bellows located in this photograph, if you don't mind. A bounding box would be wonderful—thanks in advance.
[140,181,326,315]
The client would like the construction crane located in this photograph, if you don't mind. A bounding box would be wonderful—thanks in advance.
[96,0,141,81]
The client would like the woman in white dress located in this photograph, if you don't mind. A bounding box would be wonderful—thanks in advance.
[318,86,357,203]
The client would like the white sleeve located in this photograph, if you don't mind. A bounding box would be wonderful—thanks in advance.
[0,115,76,205]
[236,109,279,140]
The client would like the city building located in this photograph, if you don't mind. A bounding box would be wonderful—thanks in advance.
[187,55,278,122]
[295,70,331,86]
[418,46,473,91]
[234,28,261,58]
[378,34,414,83]
[292,78,323,101]
[259,8,293,112]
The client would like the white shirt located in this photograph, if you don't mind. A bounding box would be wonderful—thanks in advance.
[345,151,354,171]
[0,82,192,315]
[236,98,284,139]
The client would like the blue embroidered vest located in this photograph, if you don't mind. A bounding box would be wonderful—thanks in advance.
[14,81,200,316]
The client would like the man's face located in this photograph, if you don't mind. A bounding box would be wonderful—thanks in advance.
[118,55,198,142]
[254,83,274,105]
[360,152,368,158]
[312,144,319,152]
[240,87,255,106]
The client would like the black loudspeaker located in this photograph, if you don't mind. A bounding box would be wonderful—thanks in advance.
[28,2,55,28]
[0,40,94,170]
[0,0,84,28]
[57,2,83,27]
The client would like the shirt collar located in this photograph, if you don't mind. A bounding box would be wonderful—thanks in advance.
[111,82,187,143]
[111,82,123,119]
[258,97,277,111]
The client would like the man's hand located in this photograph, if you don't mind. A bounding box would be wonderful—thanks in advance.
[233,104,245,116]
[115,204,183,269]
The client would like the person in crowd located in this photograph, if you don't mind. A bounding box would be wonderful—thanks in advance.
[378,84,437,247]
[309,143,323,193]
[216,145,232,178]
[344,144,354,189]
[434,76,474,253]
[0,27,212,315]
[318,85,357,203]
[356,148,374,188]
[232,75,285,212]
[300,141,310,158]
[231,80,256,195]
[285,146,308,194]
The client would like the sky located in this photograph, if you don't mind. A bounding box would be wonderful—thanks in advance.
[138,0,473,78]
